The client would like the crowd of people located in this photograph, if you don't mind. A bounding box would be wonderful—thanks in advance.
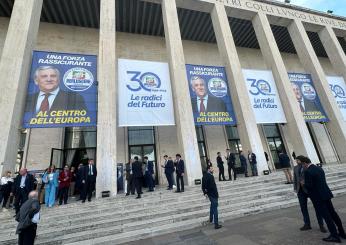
[0,158,98,216]
[125,153,185,199]
[2,150,346,244]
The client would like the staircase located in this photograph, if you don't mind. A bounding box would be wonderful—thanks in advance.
[1,164,346,245]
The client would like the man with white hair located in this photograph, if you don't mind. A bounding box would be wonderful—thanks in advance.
[11,169,35,214]
[24,65,87,114]
[16,191,40,245]
[190,76,226,114]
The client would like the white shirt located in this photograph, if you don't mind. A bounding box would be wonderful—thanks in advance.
[197,95,208,112]
[20,175,27,188]
[298,96,305,111]
[31,212,40,224]
[35,87,60,113]
[0,176,13,185]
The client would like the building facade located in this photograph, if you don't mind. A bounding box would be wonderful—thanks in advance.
[0,0,346,197]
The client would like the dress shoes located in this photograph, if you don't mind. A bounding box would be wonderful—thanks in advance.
[300,224,312,231]
[319,225,327,233]
[175,191,181,193]
[214,224,222,229]
[322,235,341,243]
[125,193,130,196]
[136,196,141,199]
[81,200,85,203]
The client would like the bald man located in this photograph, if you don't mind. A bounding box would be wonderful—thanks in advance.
[11,169,35,214]
[16,191,40,245]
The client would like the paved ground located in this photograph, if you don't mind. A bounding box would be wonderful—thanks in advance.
[127,195,346,245]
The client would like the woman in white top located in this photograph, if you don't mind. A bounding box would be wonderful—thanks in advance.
[0,171,13,209]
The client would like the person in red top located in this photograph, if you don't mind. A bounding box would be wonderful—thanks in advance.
[58,165,72,205]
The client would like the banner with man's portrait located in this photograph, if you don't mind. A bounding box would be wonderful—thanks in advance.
[186,64,237,125]
[22,51,97,128]
[288,73,328,122]
[327,76,346,121]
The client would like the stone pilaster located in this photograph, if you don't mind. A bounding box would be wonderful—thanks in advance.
[161,0,203,184]
[252,12,319,163]
[288,19,346,162]
[319,26,346,84]
[96,0,118,197]
[211,3,268,174]
[0,0,43,175]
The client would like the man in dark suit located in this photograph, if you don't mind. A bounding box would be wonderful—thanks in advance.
[216,152,226,181]
[239,151,248,177]
[82,159,97,203]
[132,156,143,199]
[161,155,175,190]
[190,76,226,113]
[143,156,155,192]
[174,154,185,193]
[226,149,236,181]
[291,82,318,113]
[293,158,326,232]
[16,191,40,245]
[202,166,222,229]
[24,66,87,115]
[11,169,35,214]
[125,159,135,196]
[248,150,258,176]
[298,155,346,243]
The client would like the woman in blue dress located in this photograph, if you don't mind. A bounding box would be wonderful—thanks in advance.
[42,166,59,208]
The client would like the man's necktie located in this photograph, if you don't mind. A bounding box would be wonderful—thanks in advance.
[298,100,304,112]
[89,166,92,176]
[39,93,51,112]
[200,98,205,112]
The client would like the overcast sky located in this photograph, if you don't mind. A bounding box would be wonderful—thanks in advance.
[285,0,346,17]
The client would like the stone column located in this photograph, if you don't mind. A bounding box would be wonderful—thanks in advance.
[288,20,346,162]
[211,3,268,174]
[0,0,43,175]
[96,0,118,197]
[252,12,319,163]
[161,0,202,185]
[319,26,346,84]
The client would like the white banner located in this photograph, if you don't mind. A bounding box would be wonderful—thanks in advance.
[327,76,346,121]
[242,69,287,124]
[118,59,175,126]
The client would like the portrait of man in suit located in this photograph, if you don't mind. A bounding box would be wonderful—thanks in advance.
[25,65,87,115]
[190,76,226,113]
[291,82,318,113]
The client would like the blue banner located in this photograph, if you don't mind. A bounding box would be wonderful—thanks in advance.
[23,51,97,128]
[186,64,236,125]
[288,73,328,122]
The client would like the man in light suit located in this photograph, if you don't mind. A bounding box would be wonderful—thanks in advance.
[190,76,226,113]
[24,66,87,115]
[174,154,185,193]
[299,155,346,243]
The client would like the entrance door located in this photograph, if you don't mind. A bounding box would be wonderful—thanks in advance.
[50,148,64,169]
[263,124,287,169]
[129,145,158,184]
